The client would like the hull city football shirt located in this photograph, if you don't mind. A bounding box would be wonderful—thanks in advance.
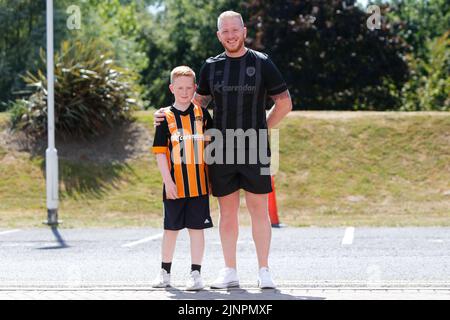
[152,103,213,199]
[196,49,288,152]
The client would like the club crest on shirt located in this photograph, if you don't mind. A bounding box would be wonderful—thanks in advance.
[246,66,256,77]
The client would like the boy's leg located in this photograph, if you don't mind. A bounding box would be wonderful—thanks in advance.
[162,197,186,263]
[183,195,211,291]
[187,229,204,265]
[161,230,179,263]
[152,229,179,288]
[184,194,212,266]
[186,229,206,291]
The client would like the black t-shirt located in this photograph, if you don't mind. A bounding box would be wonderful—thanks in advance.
[197,49,288,133]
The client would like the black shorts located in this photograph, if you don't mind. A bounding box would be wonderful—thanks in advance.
[209,163,272,197]
[163,195,213,230]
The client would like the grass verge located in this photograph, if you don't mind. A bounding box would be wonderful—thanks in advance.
[0,111,449,228]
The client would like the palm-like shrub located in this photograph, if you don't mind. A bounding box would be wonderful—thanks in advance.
[10,39,141,139]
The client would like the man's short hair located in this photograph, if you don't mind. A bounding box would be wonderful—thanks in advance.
[170,66,196,84]
[217,11,244,30]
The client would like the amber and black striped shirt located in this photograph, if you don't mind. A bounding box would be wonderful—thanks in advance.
[152,103,213,199]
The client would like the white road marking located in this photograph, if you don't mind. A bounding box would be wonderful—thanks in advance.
[121,233,163,248]
[342,227,355,245]
[1,243,36,247]
[0,229,21,236]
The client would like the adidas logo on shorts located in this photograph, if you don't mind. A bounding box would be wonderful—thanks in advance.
[204,219,210,224]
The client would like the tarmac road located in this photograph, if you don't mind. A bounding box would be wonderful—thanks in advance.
[0,227,449,299]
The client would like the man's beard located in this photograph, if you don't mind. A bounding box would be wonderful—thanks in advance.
[222,37,245,53]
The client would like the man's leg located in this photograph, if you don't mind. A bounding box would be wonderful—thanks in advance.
[217,190,240,268]
[244,191,271,268]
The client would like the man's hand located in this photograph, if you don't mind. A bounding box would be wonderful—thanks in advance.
[266,89,293,129]
[153,107,168,127]
[192,92,212,108]
[164,179,178,200]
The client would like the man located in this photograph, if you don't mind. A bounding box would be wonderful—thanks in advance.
[154,11,292,289]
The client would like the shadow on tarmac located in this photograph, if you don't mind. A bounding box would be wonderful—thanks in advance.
[36,226,70,250]
[160,287,325,300]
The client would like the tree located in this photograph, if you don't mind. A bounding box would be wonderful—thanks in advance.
[0,0,149,110]
[243,0,410,110]
[140,0,243,108]
[386,0,450,59]
[400,31,450,111]
[0,0,72,109]
[383,0,449,111]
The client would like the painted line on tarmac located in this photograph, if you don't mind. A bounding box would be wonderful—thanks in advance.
[0,229,21,236]
[121,233,163,248]
[341,227,355,245]
[428,239,444,243]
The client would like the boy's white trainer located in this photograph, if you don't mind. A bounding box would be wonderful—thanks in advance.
[210,267,240,289]
[152,269,171,288]
[258,267,276,289]
[186,270,204,291]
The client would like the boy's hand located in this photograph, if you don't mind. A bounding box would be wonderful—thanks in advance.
[153,107,167,127]
[164,180,178,199]
[208,180,213,195]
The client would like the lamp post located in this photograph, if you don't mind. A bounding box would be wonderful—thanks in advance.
[44,0,59,226]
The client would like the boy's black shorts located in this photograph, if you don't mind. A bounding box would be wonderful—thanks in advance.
[163,195,213,230]
[209,163,272,197]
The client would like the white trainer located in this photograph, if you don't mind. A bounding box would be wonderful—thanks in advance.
[258,267,276,289]
[151,269,171,288]
[210,267,240,289]
[186,270,204,291]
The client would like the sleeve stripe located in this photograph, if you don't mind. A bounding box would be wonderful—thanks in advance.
[152,146,168,154]
[268,83,287,92]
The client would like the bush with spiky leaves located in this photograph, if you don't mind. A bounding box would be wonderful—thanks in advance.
[10,39,141,140]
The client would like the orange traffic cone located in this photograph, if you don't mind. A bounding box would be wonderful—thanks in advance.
[268,175,285,228]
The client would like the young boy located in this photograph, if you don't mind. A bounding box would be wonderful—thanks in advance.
[151,66,213,291]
